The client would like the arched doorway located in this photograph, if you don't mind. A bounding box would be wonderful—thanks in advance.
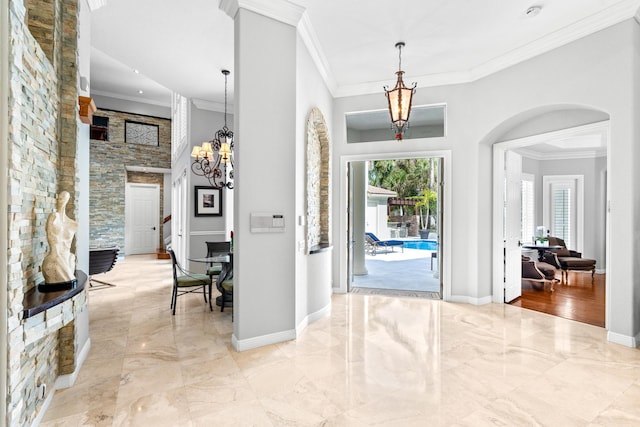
[489,106,610,327]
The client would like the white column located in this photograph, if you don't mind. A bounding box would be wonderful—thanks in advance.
[221,0,305,350]
[352,161,368,275]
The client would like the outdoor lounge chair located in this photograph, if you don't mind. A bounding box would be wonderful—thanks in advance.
[365,232,404,255]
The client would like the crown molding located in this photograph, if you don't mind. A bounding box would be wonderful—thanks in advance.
[332,0,640,98]
[91,89,171,108]
[334,70,472,99]
[297,12,338,95]
[86,0,108,12]
[192,98,233,113]
[516,147,606,161]
[471,0,640,81]
[219,0,305,27]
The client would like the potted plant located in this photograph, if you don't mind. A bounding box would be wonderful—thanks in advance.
[536,236,549,246]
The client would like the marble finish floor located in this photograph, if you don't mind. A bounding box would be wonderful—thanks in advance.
[41,255,640,426]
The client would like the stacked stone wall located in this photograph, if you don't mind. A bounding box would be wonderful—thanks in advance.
[305,108,331,252]
[6,0,82,425]
[90,109,171,251]
[25,0,55,63]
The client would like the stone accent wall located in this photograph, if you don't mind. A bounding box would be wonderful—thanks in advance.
[127,171,166,248]
[25,0,55,63]
[57,0,80,216]
[6,0,83,425]
[305,108,331,252]
[90,109,171,251]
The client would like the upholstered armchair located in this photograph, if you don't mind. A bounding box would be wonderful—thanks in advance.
[522,255,557,292]
[541,237,596,284]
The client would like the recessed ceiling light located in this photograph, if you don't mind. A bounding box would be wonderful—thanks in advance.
[526,5,542,17]
[138,90,143,94]
[133,69,140,74]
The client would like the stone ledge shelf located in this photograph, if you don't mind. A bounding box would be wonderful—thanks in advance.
[23,271,87,319]
[309,243,332,255]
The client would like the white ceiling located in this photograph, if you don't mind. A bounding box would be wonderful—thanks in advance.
[89,0,640,124]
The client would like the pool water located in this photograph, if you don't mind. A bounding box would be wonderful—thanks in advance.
[403,239,438,251]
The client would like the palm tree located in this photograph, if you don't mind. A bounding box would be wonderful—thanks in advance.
[414,189,437,230]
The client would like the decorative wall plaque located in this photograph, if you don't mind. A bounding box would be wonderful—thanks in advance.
[125,120,159,146]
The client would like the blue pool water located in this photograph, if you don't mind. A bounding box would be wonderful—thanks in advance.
[403,239,438,251]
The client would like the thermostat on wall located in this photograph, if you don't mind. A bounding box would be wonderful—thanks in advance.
[250,212,285,233]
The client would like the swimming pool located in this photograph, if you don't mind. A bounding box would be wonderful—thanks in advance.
[403,239,438,251]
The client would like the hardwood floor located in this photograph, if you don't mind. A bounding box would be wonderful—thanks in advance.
[510,271,606,327]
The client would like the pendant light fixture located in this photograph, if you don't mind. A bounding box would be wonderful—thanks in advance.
[384,42,417,140]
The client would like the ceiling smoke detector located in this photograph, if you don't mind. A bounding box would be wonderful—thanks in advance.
[526,6,542,17]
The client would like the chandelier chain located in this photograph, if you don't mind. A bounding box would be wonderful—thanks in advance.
[224,72,228,127]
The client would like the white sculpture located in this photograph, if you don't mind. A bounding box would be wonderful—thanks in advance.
[42,191,78,284]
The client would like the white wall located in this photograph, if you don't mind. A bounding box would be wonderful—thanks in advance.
[332,19,640,342]
[498,109,609,142]
[295,33,334,327]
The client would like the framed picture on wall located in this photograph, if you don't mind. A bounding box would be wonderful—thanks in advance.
[195,186,222,216]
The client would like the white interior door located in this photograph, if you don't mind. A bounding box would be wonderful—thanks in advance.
[126,183,160,255]
[504,151,522,302]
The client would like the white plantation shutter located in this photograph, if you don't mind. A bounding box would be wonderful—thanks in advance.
[552,186,571,246]
[171,93,188,159]
[543,175,583,252]
[521,174,535,243]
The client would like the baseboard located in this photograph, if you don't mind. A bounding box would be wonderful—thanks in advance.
[607,331,637,348]
[448,295,493,305]
[31,388,55,427]
[34,338,92,426]
[595,268,606,274]
[55,337,91,389]
[296,302,331,336]
[232,328,296,352]
[332,287,346,294]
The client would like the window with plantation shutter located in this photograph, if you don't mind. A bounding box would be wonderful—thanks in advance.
[543,175,584,252]
[171,93,188,160]
[552,186,571,244]
[521,174,535,243]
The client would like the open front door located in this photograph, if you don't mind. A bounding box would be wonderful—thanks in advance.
[504,151,522,302]
[347,162,354,291]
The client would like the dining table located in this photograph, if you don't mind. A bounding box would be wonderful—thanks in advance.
[188,253,233,308]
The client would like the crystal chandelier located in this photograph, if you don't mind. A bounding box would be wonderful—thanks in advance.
[191,69,234,189]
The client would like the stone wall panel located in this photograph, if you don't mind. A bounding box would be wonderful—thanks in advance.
[6,0,84,425]
[90,109,171,251]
